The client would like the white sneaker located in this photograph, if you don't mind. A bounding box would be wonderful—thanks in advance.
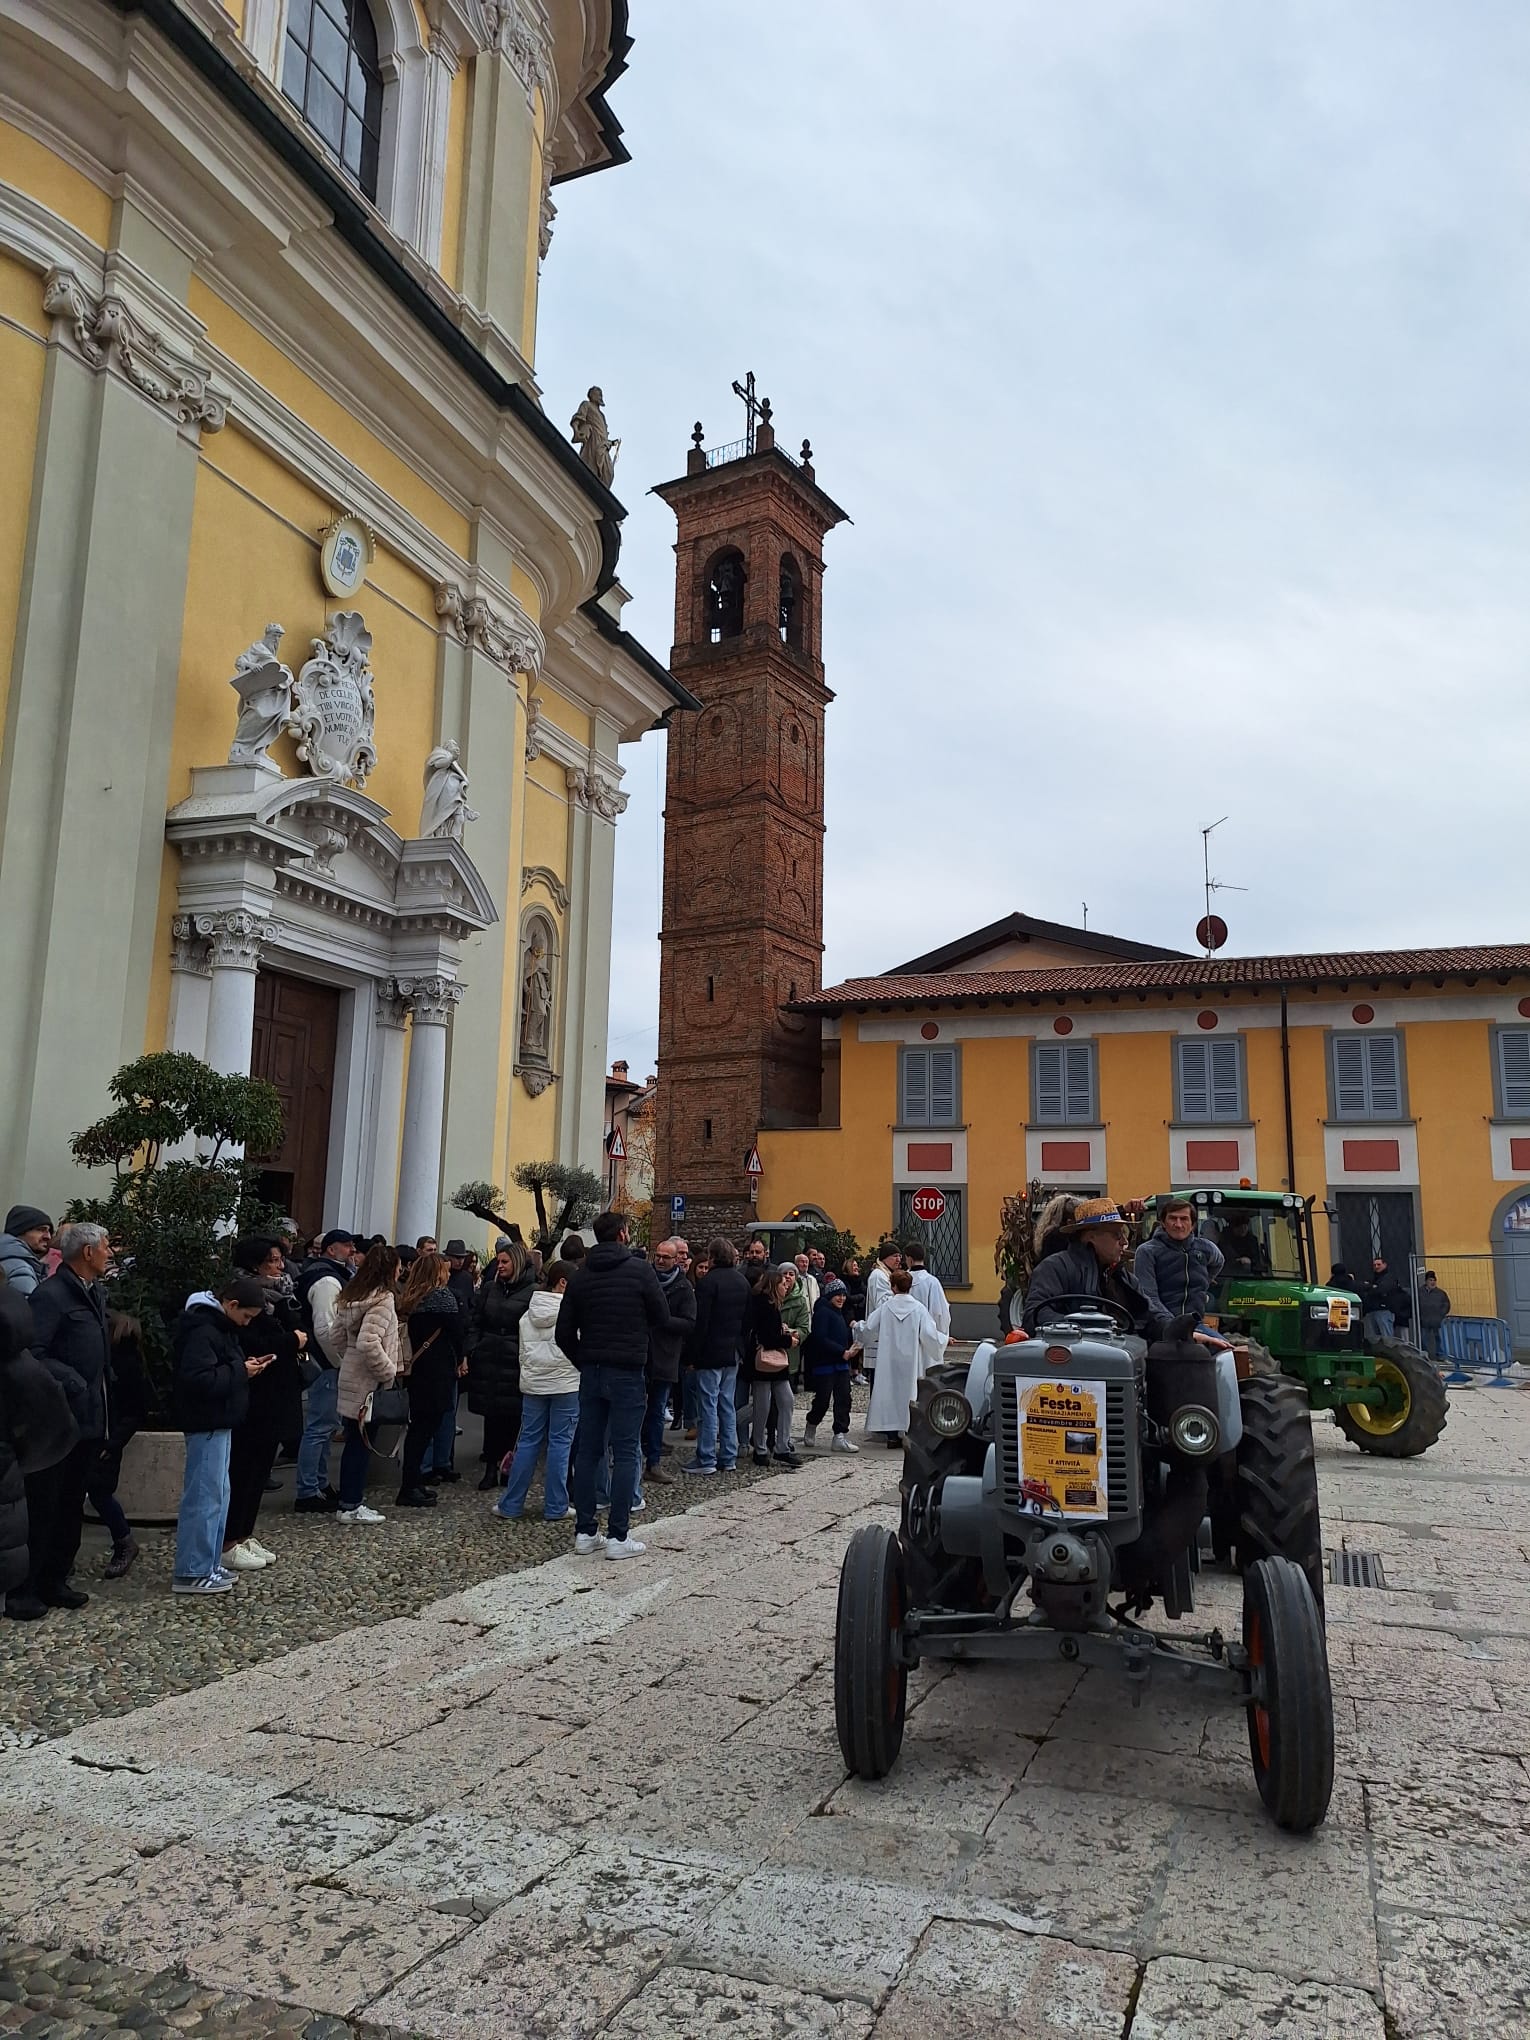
[804,1424,819,1450]
[605,1536,647,1560]
[574,1531,607,1555]
[337,1504,385,1525]
[830,1433,859,1453]
[630,1496,646,1515]
[221,1542,269,1571]
[245,1537,277,1564]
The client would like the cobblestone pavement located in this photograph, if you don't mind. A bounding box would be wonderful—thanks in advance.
[0,1431,783,1744]
[3,1387,1529,2037]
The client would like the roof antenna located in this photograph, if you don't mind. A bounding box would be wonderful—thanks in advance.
[1198,817,1246,955]
[1081,901,1088,931]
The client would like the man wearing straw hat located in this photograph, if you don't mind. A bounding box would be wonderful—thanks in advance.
[1022,1197,1227,1351]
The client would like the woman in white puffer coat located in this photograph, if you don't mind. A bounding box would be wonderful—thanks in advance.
[493,1261,579,1522]
[331,1242,401,1524]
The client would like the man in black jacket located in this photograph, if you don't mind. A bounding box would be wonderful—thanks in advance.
[556,1211,672,1559]
[642,1238,696,1490]
[23,1222,113,1613]
[0,1287,77,1621]
[1361,1258,1411,1345]
[171,1274,270,1595]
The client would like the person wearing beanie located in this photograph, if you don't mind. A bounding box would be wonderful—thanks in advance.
[802,1278,860,1452]
[0,1206,53,1299]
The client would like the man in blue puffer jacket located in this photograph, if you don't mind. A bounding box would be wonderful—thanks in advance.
[1133,1199,1225,1323]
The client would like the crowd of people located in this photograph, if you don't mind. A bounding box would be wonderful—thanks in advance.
[0,1199,955,1612]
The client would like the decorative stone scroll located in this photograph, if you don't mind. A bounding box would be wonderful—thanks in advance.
[433,582,542,678]
[521,863,570,913]
[189,908,277,971]
[288,611,378,789]
[397,974,464,1026]
[42,265,227,435]
[482,0,551,101]
[565,766,628,822]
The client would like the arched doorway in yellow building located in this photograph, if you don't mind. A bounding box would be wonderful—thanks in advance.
[1491,1189,1530,1355]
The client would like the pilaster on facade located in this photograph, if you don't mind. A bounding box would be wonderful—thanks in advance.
[41,263,228,441]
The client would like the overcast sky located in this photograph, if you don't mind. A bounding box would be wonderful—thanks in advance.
[537,0,1530,1075]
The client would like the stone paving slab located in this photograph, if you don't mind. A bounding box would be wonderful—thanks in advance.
[4,1386,1530,2036]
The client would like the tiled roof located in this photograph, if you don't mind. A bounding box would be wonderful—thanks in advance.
[793,945,1530,1012]
[888,911,1186,974]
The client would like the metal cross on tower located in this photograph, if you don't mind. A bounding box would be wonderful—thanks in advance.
[731,370,764,454]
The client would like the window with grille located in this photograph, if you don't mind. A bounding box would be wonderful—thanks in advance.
[1331,1032,1404,1120]
[282,0,384,200]
[899,1046,959,1127]
[1175,1036,1245,1122]
[1496,1029,1530,1117]
[1033,1041,1097,1125]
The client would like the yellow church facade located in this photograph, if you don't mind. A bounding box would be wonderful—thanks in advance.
[756,916,1530,1348]
[0,0,688,1239]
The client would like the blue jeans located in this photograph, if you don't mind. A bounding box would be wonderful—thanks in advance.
[573,1367,646,1542]
[643,1380,671,1471]
[174,1430,232,1581]
[595,1448,643,1512]
[296,1367,340,1500]
[693,1364,738,1471]
[498,1391,579,1519]
[1364,1310,1396,1345]
[421,1377,458,1476]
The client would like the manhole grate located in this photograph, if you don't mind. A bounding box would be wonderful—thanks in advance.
[1330,1550,1387,1589]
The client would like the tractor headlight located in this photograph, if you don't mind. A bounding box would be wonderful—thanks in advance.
[927,1390,972,1439]
[1169,1405,1220,1457]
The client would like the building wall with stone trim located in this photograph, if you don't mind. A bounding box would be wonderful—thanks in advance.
[0,4,673,1241]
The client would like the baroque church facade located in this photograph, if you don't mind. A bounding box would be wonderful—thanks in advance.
[0,0,690,1236]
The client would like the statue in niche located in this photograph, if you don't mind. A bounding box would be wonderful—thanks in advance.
[570,386,619,487]
[419,739,479,840]
[520,929,554,1063]
[227,624,294,770]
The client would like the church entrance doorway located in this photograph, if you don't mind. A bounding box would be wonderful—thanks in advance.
[251,970,341,1237]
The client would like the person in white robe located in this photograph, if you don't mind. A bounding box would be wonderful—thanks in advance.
[906,1249,951,1338]
[862,1242,902,1323]
[860,1269,947,1444]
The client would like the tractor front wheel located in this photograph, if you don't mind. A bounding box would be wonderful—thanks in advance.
[1334,1339,1448,1459]
[1230,1373,1325,1614]
[1243,1555,1334,1832]
[901,1368,985,1610]
[835,1526,909,1780]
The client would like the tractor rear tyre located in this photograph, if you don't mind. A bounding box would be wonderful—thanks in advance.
[1231,1373,1325,1614]
[998,1285,1023,1337]
[1243,1555,1334,1832]
[1334,1338,1447,1459]
[901,1367,984,1610]
[835,1526,908,1779]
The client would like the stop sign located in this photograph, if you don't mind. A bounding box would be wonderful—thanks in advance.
[910,1185,946,1223]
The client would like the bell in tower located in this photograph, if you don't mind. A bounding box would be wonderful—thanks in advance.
[653,383,848,1239]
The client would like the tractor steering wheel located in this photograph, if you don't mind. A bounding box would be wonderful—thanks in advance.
[1033,1295,1139,1335]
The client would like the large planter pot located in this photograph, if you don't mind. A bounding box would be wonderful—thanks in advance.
[111,1429,186,1526]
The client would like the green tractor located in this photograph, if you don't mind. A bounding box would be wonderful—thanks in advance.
[1139,1187,1447,1460]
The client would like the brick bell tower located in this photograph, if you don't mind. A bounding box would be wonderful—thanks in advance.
[653,386,848,1240]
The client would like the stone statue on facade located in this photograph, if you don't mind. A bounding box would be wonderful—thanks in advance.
[520,931,554,1062]
[570,386,619,487]
[419,739,479,840]
[227,624,295,770]
[286,610,378,789]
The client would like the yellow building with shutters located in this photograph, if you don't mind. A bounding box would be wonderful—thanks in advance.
[754,913,1530,1350]
[0,0,691,1239]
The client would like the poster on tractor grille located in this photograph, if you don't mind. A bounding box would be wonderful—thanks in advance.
[1016,1379,1109,1520]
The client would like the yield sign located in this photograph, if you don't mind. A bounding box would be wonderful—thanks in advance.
[743,1144,764,1177]
[606,1126,626,1160]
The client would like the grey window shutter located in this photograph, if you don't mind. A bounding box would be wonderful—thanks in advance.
[1210,1038,1242,1119]
[1334,1036,1368,1117]
[1035,1044,1064,1122]
[902,1050,929,1125]
[1365,1035,1401,1118]
[1064,1044,1094,1122]
[929,1048,957,1125]
[1500,1030,1530,1115]
[1178,1039,1211,1120]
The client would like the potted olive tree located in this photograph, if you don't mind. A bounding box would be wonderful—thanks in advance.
[67,1052,283,1521]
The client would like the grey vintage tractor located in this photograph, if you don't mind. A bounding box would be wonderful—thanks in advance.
[834,1301,1335,1831]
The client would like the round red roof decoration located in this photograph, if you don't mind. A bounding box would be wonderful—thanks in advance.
[1196,1010,1219,1031]
[1519,997,1530,1019]
[920,1021,940,1041]
[1351,1003,1375,1025]
[1053,1016,1073,1036]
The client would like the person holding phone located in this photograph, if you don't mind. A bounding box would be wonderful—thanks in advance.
[170,1274,272,1596]
[219,1236,307,1573]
